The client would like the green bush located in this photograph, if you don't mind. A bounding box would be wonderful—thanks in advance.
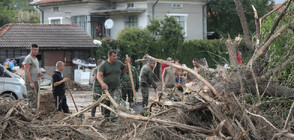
[96,36,231,69]
[176,39,228,68]
[96,38,122,60]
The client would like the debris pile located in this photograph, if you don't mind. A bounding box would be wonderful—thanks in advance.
[39,90,56,116]
[67,79,92,91]
[0,97,94,139]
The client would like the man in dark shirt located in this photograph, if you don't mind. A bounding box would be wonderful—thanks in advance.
[98,50,130,119]
[52,61,69,113]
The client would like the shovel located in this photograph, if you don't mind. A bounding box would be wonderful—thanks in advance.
[66,82,84,118]
[126,55,143,113]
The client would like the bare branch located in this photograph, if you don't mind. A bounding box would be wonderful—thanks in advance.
[263,0,292,44]
[63,94,106,120]
[261,54,294,79]
[89,126,107,140]
[144,54,224,101]
[260,0,288,21]
[283,102,294,130]
[250,65,261,103]
[248,25,289,66]
[252,5,261,44]
[245,109,280,132]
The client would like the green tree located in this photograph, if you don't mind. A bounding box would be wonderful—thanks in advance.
[0,5,15,26]
[207,0,273,38]
[117,27,154,62]
[15,10,39,23]
[147,16,184,59]
[0,0,39,26]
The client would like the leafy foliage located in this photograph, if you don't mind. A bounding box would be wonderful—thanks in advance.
[0,0,39,26]
[147,16,184,59]
[15,10,39,23]
[176,39,228,68]
[117,27,154,62]
[261,3,294,88]
[96,38,122,60]
[207,0,274,38]
[0,5,15,27]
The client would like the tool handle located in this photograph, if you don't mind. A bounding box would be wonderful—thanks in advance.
[126,55,137,100]
[66,82,79,112]
[37,77,42,112]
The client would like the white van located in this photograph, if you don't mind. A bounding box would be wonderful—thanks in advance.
[0,64,26,100]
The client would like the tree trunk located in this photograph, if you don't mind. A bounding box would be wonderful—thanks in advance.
[213,70,294,97]
[234,0,254,50]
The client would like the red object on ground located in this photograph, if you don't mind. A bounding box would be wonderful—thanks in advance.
[237,52,244,65]
[161,63,169,74]
[21,64,24,69]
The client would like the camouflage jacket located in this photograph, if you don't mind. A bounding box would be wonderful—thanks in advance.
[120,66,139,90]
[139,64,157,89]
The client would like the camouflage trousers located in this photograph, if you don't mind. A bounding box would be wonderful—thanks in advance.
[25,81,39,109]
[121,88,134,104]
[140,86,149,107]
[91,86,103,117]
[102,89,122,118]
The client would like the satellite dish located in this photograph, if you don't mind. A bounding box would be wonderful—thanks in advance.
[104,19,114,29]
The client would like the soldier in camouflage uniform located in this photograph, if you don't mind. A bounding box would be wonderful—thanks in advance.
[139,59,157,107]
[120,57,139,108]
[91,59,104,117]
[97,50,130,121]
[190,58,216,84]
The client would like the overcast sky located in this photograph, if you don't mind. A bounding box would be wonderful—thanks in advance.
[274,0,284,4]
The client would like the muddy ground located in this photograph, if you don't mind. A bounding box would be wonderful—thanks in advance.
[41,84,159,118]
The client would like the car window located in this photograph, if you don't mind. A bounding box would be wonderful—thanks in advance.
[0,66,4,77]
[3,72,11,78]
[0,67,12,78]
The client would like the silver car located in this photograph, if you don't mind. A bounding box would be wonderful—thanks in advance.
[0,64,27,100]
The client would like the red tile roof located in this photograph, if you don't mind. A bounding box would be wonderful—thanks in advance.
[0,23,13,37]
[0,23,96,49]
[30,0,75,5]
[273,4,286,12]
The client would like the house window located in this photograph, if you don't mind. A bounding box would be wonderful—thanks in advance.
[167,14,188,36]
[125,16,137,27]
[172,3,183,9]
[127,3,134,8]
[49,17,63,24]
[53,7,59,12]
[51,19,60,24]
[72,16,87,31]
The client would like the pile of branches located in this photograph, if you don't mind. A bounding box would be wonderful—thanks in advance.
[0,97,94,139]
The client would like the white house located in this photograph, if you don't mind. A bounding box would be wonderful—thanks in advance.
[30,0,209,40]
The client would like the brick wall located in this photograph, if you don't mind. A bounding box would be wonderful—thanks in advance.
[43,50,72,66]
[43,50,73,78]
